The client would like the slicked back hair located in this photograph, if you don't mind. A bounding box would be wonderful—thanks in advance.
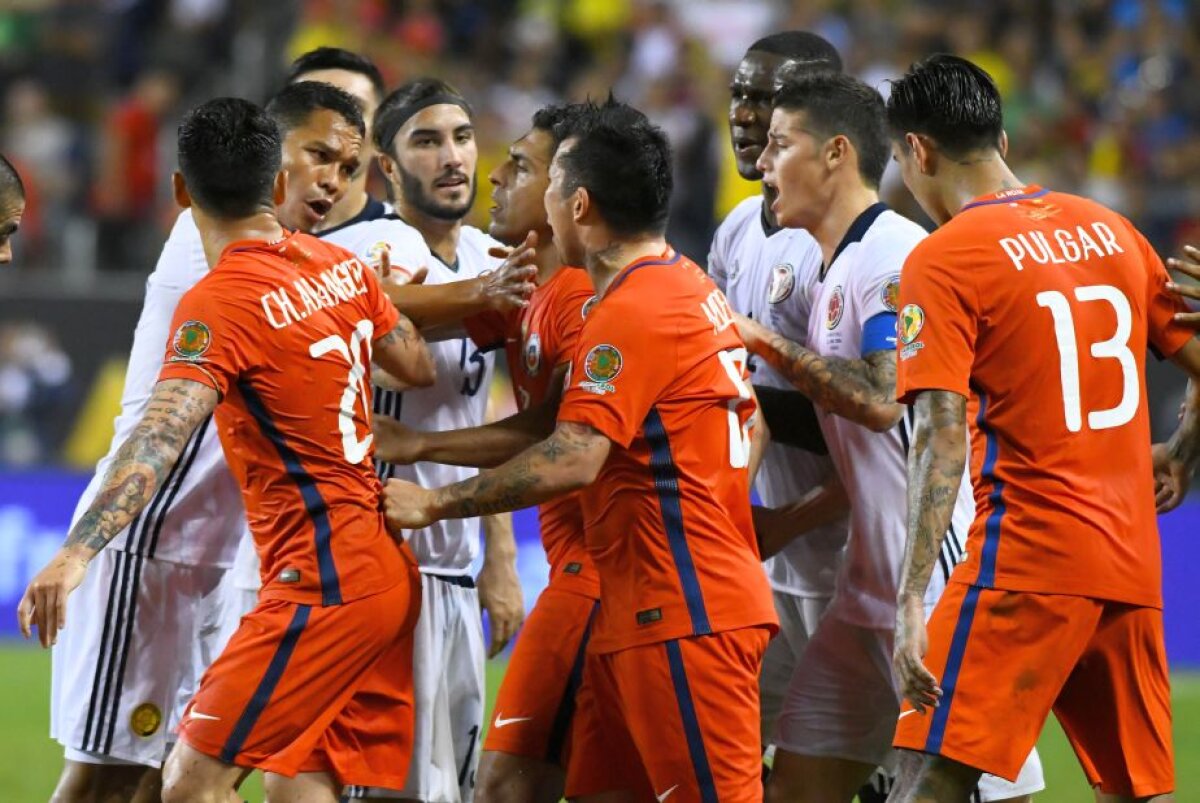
[552,97,672,237]
[287,47,386,104]
[886,54,1004,158]
[265,81,365,139]
[775,72,889,188]
[178,98,281,219]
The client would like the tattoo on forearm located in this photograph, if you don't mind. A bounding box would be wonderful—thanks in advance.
[1168,379,1200,468]
[758,331,898,425]
[899,391,967,601]
[376,314,420,347]
[434,421,602,518]
[64,379,218,556]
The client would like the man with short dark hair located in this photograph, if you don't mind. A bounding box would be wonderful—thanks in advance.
[0,153,25,263]
[887,54,1199,803]
[21,95,435,802]
[736,71,1042,802]
[383,97,778,802]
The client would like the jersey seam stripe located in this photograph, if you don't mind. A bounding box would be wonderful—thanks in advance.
[80,542,132,750]
[643,407,712,636]
[219,604,311,762]
[238,380,342,606]
[545,599,600,764]
[102,549,151,752]
[605,252,683,296]
[664,639,719,803]
[975,392,1004,587]
[147,416,211,558]
[924,584,982,754]
[88,550,143,752]
[960,187,1049,211]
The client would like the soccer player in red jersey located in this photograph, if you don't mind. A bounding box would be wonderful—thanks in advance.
[885,55,1200,802]
[19,97,436,802]
[383,98,777,802]
[373,103,598,802]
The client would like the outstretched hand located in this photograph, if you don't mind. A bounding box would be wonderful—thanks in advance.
[1166,244,1200,326]
[482,231,538,312]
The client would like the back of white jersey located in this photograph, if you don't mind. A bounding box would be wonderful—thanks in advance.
[370,224,499,574]
[709,196,848,598]
[790,205,972,629]
[71,210,246,567]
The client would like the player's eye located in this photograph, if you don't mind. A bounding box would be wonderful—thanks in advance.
[456,131,474,144]
[415,137,436,148]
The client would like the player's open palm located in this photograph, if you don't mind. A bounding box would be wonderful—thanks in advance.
[1166,244,1200,325]
[17,549,89,648]
[483,231,538,311]
[894,596,942,714]
[383,478,436,535]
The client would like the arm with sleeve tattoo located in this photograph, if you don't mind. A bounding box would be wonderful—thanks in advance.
[17,378,219,646]
[1155,338,1200,510]
[737,313,902,432]
[893,390,968,712]
[383,421,610,532]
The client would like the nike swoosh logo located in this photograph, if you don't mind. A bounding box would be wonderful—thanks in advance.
[189,710,221,722]
[493,714,532,728]
[657,785,679,801]
[898,709,918,720]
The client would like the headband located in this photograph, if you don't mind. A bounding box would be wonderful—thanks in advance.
[376,94,473,152]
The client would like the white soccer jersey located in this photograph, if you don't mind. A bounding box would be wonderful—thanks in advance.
[709,195,848,598]
[775,204,972,630]
[372,224,499,575]
[70,210,246,567]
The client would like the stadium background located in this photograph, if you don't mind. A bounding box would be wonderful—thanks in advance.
[0,0,1197,799]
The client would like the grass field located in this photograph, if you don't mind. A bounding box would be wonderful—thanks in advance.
[1,646,1196,801]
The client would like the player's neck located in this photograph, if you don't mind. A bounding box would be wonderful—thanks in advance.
[534,236,562,285]
[586,235,669,296]
[946,159,1026,217]
[192,208,284,270]
[812,182,880,268]
[398,198,462,265]
[314,181,369,233]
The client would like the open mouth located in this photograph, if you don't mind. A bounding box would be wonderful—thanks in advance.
[306,198,333,219]
[732,133,763,157]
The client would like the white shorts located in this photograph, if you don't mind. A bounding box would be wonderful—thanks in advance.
[759,591,830,745]
[775,613,1044,801]
[344,572,486,802]
[51,550,244,767]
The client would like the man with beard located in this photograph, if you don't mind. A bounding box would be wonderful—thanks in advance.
[342,78,527,803]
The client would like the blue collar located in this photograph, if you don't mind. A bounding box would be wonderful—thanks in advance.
[606,250,682,296]
[961,187,1049,212]
[314,196,388,238]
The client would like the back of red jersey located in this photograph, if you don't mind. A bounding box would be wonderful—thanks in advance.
[160,231,405,606]
[896,187,1194,606]
[468,267,598,594]
[557,250,776,653]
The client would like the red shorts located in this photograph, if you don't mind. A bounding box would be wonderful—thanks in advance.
[894,582,1173,798]
[178,567,421,788]
[482,583,598,765]
[566,626,770,803]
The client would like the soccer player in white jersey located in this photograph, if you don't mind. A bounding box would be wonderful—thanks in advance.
[736,73,1044,802]
[709,30,851,752]
[341,78,526,803]
[45,80,373,803]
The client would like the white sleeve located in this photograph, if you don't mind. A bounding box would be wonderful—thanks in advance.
[365,222,434,280]
[707,225,729,292]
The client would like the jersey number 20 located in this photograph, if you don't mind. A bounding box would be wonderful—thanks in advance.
[1037,285,1138,433]
[717,347,754,468]
[309,319,375,463]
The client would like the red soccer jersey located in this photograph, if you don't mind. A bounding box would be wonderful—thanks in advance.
[557,249,777,653]
[159,231,407,607]
[468,267,599,594]
[895,186,1194,607]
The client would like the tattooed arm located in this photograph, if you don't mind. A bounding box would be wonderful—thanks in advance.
[893,389,967,713]
[1155,339,1200,510]
[383,421,610,532]
[373,313,436,389]
[17,378,219,646]
[737,313,902,432]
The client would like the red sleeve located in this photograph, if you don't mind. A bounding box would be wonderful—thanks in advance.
[546,280,595,369]
[557,294,676,448]
[894,239,980,404]
[1133,226,1194,358]
[464,309,514,350]
[157,275,257,397]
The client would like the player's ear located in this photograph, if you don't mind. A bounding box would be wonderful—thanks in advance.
[907,133,935,176]
[572,187,589,225]
[828,134,850,173]
[998,130,1009,159]
[377,153,397,182]
[172,172,192,209]
[272,170,287,206]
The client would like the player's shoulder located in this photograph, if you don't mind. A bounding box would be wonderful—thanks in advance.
[456,226,504,278]
[150,209,208,288]
[716,195,765,239]
[849,208,926,280]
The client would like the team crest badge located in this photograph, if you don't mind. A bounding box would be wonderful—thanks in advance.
[826,287,845,330]
[899,304,925,344]
[171,320,211,361]
[524,332,542,377]
[129,702,162,738]
[580,344,622,395]
[768,263,795,304]
[881,274,901,312]
[581,295,598,319]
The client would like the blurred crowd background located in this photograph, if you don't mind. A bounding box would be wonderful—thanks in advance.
[0,0,1197,466]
